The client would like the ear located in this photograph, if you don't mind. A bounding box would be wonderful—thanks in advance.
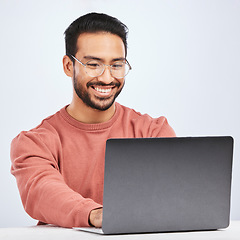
[63,55,74,77]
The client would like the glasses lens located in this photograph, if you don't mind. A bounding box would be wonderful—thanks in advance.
[85,60,103,77]
[84,60,131,78]
[111,61,130,78]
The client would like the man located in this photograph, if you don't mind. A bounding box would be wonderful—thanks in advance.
[10,13,175,228]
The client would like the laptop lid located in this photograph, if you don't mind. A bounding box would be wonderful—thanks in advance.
[101,136,233,234]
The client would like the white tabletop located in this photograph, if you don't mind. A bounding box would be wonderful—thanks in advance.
[1,221,239,240]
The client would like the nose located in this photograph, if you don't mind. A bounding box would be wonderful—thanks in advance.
[97,65,114,84]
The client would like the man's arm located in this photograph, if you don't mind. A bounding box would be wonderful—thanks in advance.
[10,131,102,228]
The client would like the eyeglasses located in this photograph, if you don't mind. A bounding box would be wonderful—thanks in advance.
[70,55,132,79]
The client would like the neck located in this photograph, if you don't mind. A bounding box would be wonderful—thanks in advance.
[66,97,116,124]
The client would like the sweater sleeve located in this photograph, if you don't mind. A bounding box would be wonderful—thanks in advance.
[10,130,102,228]
[150,116,176,138]
[131,114,176,138]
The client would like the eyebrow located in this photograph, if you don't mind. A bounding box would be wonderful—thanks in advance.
[83,55,126,62]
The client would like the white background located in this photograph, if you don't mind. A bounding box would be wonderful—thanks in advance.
[0,0,239,227]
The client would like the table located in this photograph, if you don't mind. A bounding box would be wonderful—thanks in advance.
[0,221,239,240]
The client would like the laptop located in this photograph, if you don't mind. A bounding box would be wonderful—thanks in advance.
[75,136,234,234]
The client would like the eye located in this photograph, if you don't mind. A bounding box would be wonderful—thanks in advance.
[86,61,101,69]
[112,62,124,69]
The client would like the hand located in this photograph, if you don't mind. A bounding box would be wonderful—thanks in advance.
[89,208,103,228]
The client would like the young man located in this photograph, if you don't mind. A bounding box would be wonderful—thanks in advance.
[10,13,175,228]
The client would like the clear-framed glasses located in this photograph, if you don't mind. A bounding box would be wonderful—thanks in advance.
[70,55,132,79]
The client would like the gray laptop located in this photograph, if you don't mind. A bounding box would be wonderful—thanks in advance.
[75,136,233,235]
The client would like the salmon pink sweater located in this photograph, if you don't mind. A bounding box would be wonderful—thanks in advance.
[10,103,175,228]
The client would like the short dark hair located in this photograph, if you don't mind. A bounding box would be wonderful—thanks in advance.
[64,12,129,59]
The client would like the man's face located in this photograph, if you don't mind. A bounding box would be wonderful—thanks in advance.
[73,32,126,111]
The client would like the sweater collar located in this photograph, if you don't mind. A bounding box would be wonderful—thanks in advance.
[60,102,120,131]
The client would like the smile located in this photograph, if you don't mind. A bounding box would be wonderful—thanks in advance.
[90,85,116,97]
[95,87,112,93]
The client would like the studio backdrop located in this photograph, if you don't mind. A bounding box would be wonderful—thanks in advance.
[0,0,239,227]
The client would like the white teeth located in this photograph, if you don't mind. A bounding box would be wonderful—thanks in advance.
[95,87,111,93]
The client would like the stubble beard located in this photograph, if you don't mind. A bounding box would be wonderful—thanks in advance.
[73,72,124,111]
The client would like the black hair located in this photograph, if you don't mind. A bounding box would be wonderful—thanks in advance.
[64,12,128,59]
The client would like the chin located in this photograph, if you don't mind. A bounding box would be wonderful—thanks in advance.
[90,97,116,111]
[92,102,115,111]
